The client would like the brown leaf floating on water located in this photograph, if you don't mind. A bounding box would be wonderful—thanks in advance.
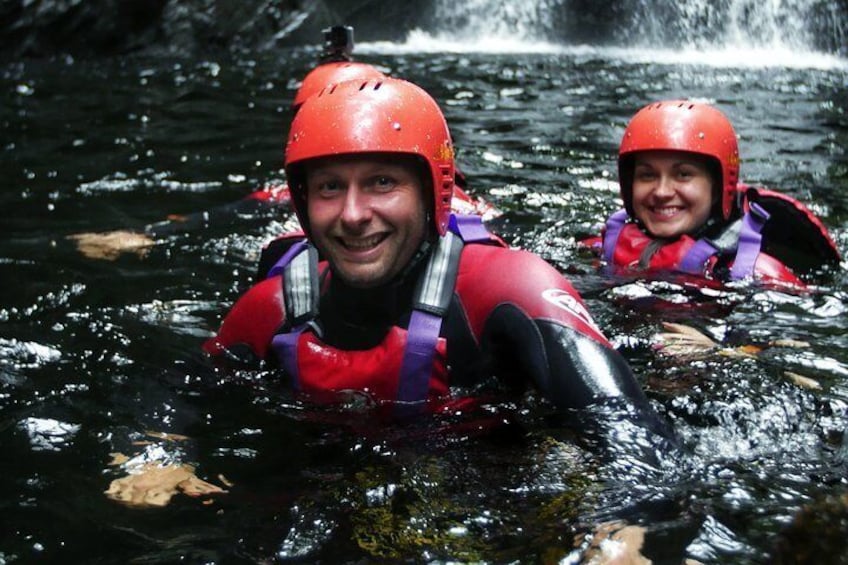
[145,430,191,442]
[108,452,129,466]
[582,521,651,565]
[105,462,227,508]
[784,371,822,390]
[770,339,810,349]
[656,322,762,360]
[68,230,155,261]
[655,322,719,358]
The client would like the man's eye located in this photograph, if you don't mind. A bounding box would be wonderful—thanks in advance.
[312,181,341,196]
[373,176,396,190]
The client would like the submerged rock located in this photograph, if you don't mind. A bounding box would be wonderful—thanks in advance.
[771,491,848,564]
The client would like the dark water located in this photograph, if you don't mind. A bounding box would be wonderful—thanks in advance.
[2,40,847,563]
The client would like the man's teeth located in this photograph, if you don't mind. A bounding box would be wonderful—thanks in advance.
[343,234,383,249]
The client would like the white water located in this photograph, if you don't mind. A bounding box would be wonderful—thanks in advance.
[357,0,848,70]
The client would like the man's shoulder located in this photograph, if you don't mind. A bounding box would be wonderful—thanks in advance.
[459,242,556,270]
[456,243,571,297]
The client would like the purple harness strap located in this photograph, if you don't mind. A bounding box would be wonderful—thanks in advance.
[678,239,719,275]
[450,213,492,243]
[394,225,466,417]
[270,327,305,390]
[395,310,442,407]
[677,204,770,279]
[269,241,318,389]
[729,202,770,280]
[602,210,629,264]
[267,239,309,279]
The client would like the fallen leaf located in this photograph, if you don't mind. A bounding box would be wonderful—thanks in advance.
[145,430,190,442]
[178,474,228,497]
[718,345,760,358]
[784,371,822,390]
[770,339,810,349]
[655,322,719,358]
[583,522,651,565]
[105,462,227,508]
[735,345,763,356]
[68,230,155,261]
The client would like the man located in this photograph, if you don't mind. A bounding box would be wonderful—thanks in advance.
[203,77,673,446]
[69,25,495,261]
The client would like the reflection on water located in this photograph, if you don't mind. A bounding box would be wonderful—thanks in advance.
[1,42,847,563]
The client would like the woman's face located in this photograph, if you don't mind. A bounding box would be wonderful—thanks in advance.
[630,150,716,238]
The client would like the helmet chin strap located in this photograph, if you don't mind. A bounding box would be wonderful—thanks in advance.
[395,239,432,284]
[391,211,436,284]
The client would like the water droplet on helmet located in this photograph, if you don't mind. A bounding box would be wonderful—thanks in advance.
[393,122,401,130]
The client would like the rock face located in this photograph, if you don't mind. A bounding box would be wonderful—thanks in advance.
[0,0,429,59]
[0,0,298,58]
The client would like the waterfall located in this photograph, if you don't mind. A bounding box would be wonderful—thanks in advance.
[417,0,846,55]
[621,0,846,54]
[429,0,565,43]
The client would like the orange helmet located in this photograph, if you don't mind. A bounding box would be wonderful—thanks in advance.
[618,100,740,220]
[285,77,456,236]
[292,62,387,111]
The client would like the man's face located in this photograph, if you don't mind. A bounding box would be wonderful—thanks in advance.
[304,154,429,288]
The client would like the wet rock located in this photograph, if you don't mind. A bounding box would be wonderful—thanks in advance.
[770,490,848,564]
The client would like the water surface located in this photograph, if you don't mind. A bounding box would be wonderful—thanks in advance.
[1,41,847,563]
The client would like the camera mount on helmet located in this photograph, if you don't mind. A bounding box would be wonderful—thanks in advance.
[321,25,354,63]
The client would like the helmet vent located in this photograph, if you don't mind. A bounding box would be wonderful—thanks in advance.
[358,81,383,92]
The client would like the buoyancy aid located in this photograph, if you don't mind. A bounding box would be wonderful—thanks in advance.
[598,185,839,285]
[741,186,840,274]
[265,214,502,413]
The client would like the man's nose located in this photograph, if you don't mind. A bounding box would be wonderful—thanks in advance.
[340,185,372,226]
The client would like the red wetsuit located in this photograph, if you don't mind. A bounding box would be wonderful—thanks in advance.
[204,216,659,424]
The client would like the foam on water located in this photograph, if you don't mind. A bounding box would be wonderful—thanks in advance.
[359,31,848,71]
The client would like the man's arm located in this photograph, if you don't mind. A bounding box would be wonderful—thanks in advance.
[202,276,287,368]
[456,245,675,440]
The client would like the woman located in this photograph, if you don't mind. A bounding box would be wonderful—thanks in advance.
[584,100,840,287]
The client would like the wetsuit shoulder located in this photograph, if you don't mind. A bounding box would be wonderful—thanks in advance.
[456,244,609,345]
[203,276,286,365]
